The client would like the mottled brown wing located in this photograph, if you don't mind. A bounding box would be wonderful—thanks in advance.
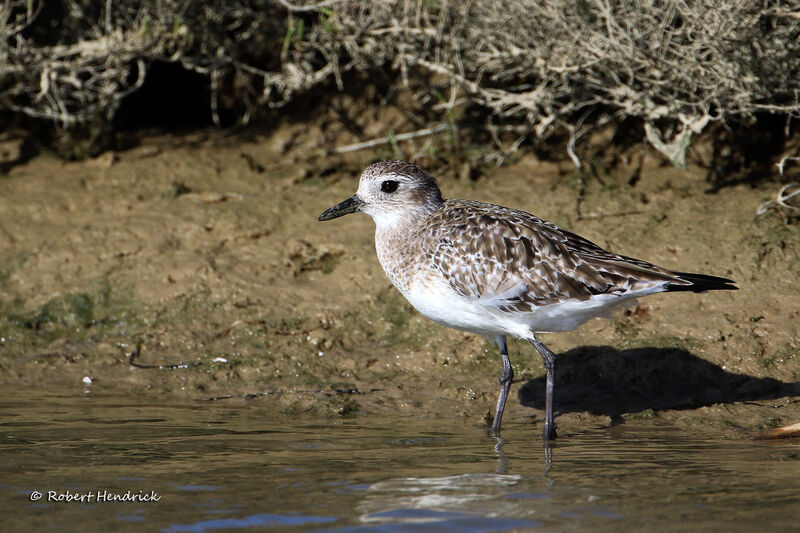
[422,200,681,312]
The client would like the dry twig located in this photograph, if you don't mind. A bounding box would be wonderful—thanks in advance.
[756,183,800,217]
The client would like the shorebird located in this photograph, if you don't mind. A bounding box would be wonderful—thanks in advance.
[319,160,736,440]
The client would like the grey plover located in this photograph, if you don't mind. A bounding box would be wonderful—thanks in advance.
[319,160,736,440]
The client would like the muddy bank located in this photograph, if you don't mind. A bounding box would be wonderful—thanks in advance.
[0,129,798,436]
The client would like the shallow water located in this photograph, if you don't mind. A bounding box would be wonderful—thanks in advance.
[1,389,798,532]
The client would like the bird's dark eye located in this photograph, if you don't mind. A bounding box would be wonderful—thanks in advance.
[380,180,399,193]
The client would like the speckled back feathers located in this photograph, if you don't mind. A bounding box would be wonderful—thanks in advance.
[418,199,686,311]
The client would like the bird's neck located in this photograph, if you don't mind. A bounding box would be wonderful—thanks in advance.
[373,202,441,293]
[371,197,443,234]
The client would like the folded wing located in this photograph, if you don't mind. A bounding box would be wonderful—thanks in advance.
[423,200,733,314]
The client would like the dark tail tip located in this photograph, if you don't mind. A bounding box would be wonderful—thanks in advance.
[666,271,738,293]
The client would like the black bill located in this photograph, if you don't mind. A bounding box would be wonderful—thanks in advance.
[318,195,364,221]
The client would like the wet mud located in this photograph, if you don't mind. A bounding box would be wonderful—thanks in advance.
[1,127,798,436]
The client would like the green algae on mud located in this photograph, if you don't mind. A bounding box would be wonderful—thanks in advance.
[0,132,798,430]
[0,282,145,352]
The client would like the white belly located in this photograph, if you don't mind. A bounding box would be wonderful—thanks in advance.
[398,275,666,339]
[400,277,533,338]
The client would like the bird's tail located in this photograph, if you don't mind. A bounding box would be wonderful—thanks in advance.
[665,271,737,293]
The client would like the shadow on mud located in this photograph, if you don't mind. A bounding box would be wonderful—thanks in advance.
[518,346,800,417]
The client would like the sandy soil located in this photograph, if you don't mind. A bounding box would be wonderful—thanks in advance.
[1,126,798,437]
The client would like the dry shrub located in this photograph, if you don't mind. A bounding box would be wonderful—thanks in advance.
[2,0,799,165]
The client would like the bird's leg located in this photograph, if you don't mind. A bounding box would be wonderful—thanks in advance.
[491,335,513,435]
[529,336,557,440]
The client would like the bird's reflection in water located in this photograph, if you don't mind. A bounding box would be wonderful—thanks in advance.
[493,436,509,474]
[492,434,556,486]
[543,442,555,487]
